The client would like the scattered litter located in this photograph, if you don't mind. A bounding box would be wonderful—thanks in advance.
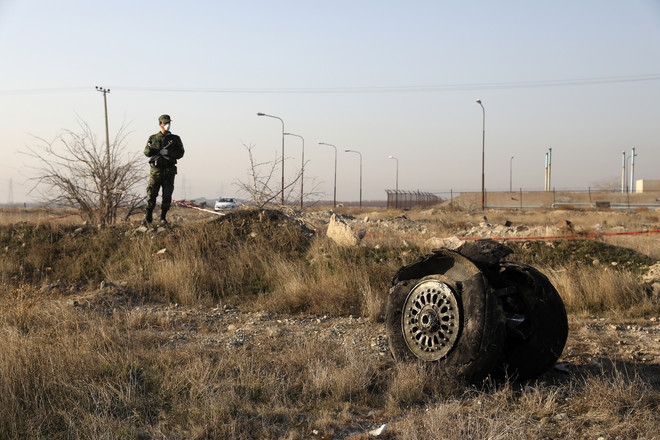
[369,424,387,437]
[554,362,573,373]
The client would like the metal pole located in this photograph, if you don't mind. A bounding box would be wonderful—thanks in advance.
[345,149,362,209]
[476,99,485,210]
[257,113,285,205]
[95,86,111,171]
[548,147,552,191]
[284,133,305,209]
[95,86,111,223]
[388,155,398,209]
[621,151,626,193]
[630,147,636,193]
[319,142,337,208]
[510,156,514,192]
[544,152,549,191]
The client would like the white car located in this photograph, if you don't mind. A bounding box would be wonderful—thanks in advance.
[214,197,238,211]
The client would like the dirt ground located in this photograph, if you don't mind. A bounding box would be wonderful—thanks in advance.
[19,203,660,437]
[70,285,660,379]
[64,286,660,438]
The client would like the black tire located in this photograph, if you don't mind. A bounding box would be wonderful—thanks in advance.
[493,262,568,380]
[385,250,506,383]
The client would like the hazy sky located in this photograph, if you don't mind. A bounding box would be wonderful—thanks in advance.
[2,1,660,204]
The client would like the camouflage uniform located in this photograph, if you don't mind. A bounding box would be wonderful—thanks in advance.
[144,115,185,223]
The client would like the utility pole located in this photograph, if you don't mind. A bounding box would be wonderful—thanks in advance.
[96,86,111,223]
[95,86,111,170]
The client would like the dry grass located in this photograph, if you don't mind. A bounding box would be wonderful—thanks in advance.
[547,265,655,316]
[1,205,660,438]
[0,205,84,226]
[392,366,660,440]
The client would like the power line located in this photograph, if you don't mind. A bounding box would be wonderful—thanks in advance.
[105,74,660,94]
[0,87,89,95]
[1,74,660,95]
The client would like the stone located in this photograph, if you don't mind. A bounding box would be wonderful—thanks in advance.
[326,213,360,246]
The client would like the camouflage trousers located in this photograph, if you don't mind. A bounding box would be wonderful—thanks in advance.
[146,166,177,211]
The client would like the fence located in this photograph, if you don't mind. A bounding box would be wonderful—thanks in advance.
[386,190,441,209]
[437,189,660,210]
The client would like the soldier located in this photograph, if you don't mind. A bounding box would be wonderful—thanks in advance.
[143,114,185,224]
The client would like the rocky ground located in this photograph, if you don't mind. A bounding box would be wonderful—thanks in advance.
[157,206,660,372]
[71,284,660,377]
[60,206,660,437]
[64,284,660,439]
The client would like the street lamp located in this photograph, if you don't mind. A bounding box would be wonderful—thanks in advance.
[476,99,485,210]
[388,155,399,209]
[548,147,552,191]
[318,142,337,208]
[257,112,285,205]
[510,156,514,192]
[345,149,362,209]
[284,132,304,209]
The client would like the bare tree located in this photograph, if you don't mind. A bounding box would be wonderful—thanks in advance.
[26,119,145,225]
[235,143,321,209]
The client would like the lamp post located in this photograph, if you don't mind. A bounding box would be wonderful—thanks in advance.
[476,99,485,210]
[548,147,552,191]
[544,151,549,191]
[257,112,285,205]
[345,149,362,209]
[284,132,304,209]
[318,142,337,208]
[388,155,399,209]
[509,156,514,192]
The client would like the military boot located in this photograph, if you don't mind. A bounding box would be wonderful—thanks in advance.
[159,208,169,224]
[144,208,153,224]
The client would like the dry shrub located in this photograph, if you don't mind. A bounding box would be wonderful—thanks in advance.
[0,210,400,318]
[102,211,318,306]
[546,265,650,314]
[306,345,377,403]
[385,363,432,411]
[605,234,660,260]
[390,368,660,440]
[4,206,660,438]
[2,287,660,438]
[255,253,364,316]
[0,300,156,438]
[0,222,131,288]
[565,366,660,439]
[252,237,400,318]
[0,206,82,226]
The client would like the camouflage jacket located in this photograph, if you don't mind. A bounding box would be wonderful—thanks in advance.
[144,131,185,169]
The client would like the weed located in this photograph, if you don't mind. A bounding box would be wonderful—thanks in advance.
[2,206,660,438]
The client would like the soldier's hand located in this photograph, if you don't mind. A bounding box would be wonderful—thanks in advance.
[160,148,169,157]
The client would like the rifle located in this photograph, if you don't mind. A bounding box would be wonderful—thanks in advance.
[149,140,173,168]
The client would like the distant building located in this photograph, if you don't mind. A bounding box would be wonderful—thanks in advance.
[635,179,660,193]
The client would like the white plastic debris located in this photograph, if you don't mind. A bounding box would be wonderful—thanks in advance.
[369,424,387,437]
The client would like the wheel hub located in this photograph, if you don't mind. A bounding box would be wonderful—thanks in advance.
[402,279,461,361]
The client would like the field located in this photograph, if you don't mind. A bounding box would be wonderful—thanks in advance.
[1,204,660,439]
